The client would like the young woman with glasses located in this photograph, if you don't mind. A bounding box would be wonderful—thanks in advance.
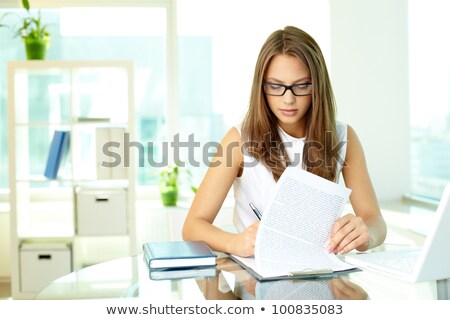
[183,26,386,257]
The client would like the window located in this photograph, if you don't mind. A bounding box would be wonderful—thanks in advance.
[0,0,330,193]
[176,0,330,187]
[409,0,450,200]
[0,6,170,188]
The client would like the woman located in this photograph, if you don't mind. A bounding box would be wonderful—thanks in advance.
[183,26,386,257]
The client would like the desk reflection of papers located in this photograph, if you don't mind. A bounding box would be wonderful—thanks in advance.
[255,280,335,300]
[196,257,368,300]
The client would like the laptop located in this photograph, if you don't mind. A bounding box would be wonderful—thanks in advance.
[345,182,450,282]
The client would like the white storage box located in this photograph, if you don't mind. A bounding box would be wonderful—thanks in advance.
[20,243,72,293]
[76,187,128,235]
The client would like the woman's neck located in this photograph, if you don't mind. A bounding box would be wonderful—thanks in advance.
[278,121,306,138]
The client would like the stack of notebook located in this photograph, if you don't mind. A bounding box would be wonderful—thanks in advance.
[142,240,217,280]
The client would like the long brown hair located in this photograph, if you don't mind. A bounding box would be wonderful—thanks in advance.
[241,26,338,182]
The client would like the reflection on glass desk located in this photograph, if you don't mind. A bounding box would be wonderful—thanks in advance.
[36,249,449,300]
[36,254,368,300]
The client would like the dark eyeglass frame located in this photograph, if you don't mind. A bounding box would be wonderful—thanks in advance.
[262,81,313,96]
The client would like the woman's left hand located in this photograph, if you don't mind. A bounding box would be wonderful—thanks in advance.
[326,214,372,254]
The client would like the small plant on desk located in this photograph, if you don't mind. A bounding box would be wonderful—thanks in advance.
[159,165,179,206]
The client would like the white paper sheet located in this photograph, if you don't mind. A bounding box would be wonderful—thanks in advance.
[233,166,355,278]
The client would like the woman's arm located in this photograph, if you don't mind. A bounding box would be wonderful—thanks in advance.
[182,127,259,257]
[327,125,387,254]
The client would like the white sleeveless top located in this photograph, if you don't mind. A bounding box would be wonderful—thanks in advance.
[232,121,348,232]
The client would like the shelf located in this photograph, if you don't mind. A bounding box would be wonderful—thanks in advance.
[14,122,71,127]
[20,240,73,247]
[14,177,130,185]
[72,121,128,127]
[73,117,111,124]
[16,175,73,183]
[8,60,136,299]
[14,121,129,128]
[9,60,135,69]
[16,201,74,238]
[17,229,75,240]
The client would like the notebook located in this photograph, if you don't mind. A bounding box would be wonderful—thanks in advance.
[345,182,450,282]
[148,267,216,281]
[44,130,70,179]
[143,253,216,280]
[142,241,217,270]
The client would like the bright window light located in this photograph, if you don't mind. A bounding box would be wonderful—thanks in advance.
[60,8,166,36]
[409,0,450,198]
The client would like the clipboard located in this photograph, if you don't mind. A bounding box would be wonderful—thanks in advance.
[228,255,361,282]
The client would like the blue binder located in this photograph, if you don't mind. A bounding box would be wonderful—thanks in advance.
[142,241,217,270]
[44,130,70,179]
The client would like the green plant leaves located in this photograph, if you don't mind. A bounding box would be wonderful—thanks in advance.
[159,165,198,194]
[0,1,50,40]
[159,165,179,188]
[22,0,30,11]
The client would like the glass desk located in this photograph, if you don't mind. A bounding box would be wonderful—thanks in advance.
[36,252,449,300]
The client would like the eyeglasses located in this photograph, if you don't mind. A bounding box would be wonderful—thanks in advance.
[262,81,312,96]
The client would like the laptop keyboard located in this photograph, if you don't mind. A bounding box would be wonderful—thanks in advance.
[375,255,418,273]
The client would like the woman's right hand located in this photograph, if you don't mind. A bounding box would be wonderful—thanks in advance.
[227,221,260,257]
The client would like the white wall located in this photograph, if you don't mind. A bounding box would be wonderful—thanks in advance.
[330,0,410,201]
[201,0,331,126]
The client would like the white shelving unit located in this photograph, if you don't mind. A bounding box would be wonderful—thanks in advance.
[8,60,136,299]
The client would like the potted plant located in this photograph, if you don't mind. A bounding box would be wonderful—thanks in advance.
[0,0,50,60]
[159,165,179,206]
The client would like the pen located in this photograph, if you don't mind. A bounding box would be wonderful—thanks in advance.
[249,202,262,220]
